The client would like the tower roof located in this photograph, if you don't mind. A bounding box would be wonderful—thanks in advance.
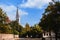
[16,7,19,23]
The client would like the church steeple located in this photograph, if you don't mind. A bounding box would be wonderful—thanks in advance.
[16,7,19,23]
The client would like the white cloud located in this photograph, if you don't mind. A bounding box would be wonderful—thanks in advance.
[0,4,28,20]
[20,0,52,9]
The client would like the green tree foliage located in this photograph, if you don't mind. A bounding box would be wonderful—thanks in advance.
[20,23,42,38]
[9,21,23,35]
[19,23,31,37]
[0,8,12,34]
[30,24,42,38]
[25,23,31,32]
[39,1,60,32]
[0,24,12,34]
[39,1,60,40]
[0,8,7,24]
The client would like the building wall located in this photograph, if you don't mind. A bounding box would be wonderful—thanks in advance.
[43,31,55,38]
[0,34,14,40]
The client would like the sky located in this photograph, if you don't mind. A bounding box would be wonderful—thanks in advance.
[0,0,52,27]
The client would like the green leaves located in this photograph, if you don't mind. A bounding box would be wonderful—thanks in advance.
[0,8,12,34]
[39,1,60,32]
[10,21,23,35]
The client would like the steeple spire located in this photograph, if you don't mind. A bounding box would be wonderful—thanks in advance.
[16,7,19,23]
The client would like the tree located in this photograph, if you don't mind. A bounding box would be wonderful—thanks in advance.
[9,21,23,35]
[0,24,12,34]
[0,8,7,24]
[39,1,60,40]
[25,23,31,32]
[20,23,31,38]
[0,8,12,34]
[30,24,42,38]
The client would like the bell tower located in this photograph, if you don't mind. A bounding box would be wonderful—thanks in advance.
[16,7,19,23]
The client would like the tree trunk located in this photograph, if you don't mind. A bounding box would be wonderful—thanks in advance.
[49,31,52,40]
[55,33,57,40]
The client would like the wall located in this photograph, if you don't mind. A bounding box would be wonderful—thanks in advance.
[0,34,14,40]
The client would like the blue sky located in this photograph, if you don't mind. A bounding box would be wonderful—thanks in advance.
[0,0,52,27]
